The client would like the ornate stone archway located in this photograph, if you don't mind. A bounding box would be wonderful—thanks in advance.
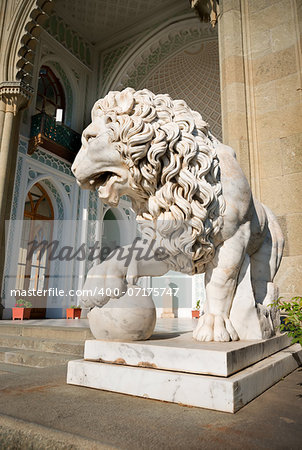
[0,0,54,84]
[0,1,54,317]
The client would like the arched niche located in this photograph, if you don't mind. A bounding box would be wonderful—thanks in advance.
[101,16,221,137]
[101,208,120,262]
[102,17,216,94]
[100,205,134,261]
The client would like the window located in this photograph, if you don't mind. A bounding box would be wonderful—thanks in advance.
[35,65,66,122]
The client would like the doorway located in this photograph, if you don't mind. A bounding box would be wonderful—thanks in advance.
[16,182,54,319]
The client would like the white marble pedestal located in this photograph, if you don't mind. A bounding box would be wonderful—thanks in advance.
[67,331,301,413]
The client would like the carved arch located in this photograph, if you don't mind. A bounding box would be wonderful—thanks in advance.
[102,16,217,95]
[1,0,54,85]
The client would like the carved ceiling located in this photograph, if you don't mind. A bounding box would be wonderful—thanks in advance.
[143,40,222,140]
[54,0,190,47]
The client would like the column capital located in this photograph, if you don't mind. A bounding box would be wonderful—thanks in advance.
[0,81,33,114]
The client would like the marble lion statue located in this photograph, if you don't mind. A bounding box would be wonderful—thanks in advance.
[72,88,284,342]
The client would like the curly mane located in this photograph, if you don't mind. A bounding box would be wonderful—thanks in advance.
[92,88,225,274]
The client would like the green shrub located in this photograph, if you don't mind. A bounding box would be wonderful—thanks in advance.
[272,296,302,346]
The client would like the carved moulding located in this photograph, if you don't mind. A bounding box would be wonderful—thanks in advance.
[1,0,54,86]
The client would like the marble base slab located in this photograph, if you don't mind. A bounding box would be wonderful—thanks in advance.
[84,332,291,377]
[67,344,301,413]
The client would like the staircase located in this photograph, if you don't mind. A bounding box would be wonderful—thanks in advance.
[0,322,93,368]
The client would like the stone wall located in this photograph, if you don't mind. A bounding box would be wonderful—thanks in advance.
[219,0,302,298]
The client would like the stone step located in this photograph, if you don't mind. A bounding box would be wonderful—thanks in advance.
[0,361,36,374]
[0,322,93,341]
[0,347,79,368]
[0,413,109,449]
[0,334,84,356]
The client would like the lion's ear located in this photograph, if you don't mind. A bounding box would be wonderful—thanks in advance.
[116,89,135,114]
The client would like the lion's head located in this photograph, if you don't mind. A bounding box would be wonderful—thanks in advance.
[72,88,225,274]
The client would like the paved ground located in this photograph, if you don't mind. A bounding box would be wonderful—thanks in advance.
[0,361,301,449]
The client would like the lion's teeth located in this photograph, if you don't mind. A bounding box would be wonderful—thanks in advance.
[89,180,95,185]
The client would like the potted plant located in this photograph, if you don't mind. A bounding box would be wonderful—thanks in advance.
[192,300,201,319]
[12,299,32,320]
[66,304,82,319]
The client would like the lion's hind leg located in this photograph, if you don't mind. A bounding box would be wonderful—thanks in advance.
[250,205,284,307]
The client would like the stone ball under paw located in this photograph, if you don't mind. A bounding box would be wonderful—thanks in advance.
[87,288,156,341]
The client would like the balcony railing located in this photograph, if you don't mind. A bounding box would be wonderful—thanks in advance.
[29,113,81,163]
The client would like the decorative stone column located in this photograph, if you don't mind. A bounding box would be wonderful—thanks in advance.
[218,1,253,188]
[0,81,32,318]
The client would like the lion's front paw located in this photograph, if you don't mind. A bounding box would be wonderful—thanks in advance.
[80,261,127,308]
[193,313,239,342]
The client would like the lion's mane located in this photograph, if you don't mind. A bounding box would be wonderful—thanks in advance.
[92,88,225,274]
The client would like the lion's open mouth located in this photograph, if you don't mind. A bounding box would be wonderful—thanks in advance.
[89,171,115,189]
